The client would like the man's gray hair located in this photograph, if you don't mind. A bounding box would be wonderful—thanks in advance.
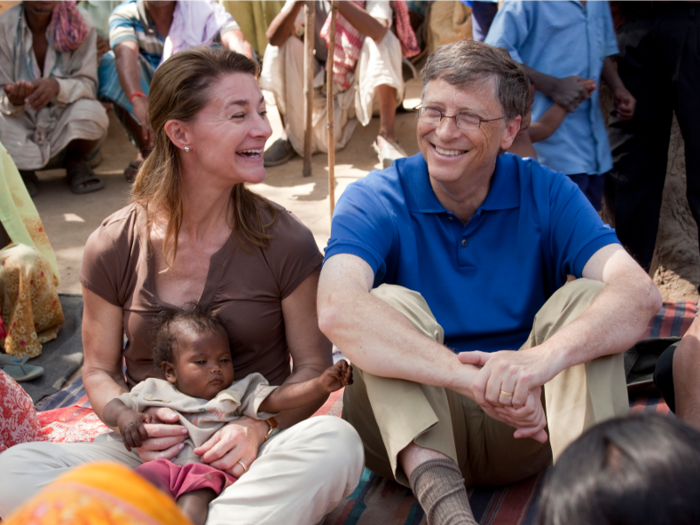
[421,40,530,121]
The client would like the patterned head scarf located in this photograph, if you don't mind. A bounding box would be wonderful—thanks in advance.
[3,462,193,525]
[46,1,89,53]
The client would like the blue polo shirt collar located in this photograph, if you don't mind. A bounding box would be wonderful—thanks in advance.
[401,154,520,214]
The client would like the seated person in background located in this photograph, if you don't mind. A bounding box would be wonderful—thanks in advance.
[537,413,700,525]
[0,1,109,196]
[653,313,700,432]
[486,0,635,211]
[509,78,596,160]
[219,1,286,59]
[98,0,255,182]
[0,139,63,369]
[78,1,123,61]
[261,0,419,168]
[104,306,353,525]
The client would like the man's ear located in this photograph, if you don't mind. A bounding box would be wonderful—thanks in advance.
[163,119,191,152]
[162,362,178,384]
[500,115,522,150]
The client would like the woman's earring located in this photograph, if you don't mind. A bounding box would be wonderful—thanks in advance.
[184,146,191,152]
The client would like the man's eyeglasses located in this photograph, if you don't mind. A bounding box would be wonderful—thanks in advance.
[416,106,505,130]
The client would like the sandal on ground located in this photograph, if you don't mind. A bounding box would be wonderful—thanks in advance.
[124,160,142,183]
[373,138,408,169]
[66,162,105,195]
[19,170,39,198]
[0,354,29,365]
[0,361,44,382]
[263,139,296,167]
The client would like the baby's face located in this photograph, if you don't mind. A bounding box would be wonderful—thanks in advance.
[168,328,234,400]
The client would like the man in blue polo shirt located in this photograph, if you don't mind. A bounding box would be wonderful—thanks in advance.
[318,41,660,525]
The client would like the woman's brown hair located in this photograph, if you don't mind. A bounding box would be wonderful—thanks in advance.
[132,46,277,267]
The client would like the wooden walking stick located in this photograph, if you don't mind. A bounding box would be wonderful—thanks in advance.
[327,0,337,216]
[302,1,315,177]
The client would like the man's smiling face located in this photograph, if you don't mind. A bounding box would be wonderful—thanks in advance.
[417,77,516,187]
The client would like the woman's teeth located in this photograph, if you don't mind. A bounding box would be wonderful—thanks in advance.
[435,145,466,156]
[238,149,263,157]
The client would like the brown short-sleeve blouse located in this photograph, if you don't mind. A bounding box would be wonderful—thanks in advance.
[79,202,323,388]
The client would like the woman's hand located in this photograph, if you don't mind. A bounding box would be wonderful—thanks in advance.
[194,416,269,478]
[134,407,189,461]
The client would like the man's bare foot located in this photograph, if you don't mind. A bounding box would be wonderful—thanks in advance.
[373,135,407,169]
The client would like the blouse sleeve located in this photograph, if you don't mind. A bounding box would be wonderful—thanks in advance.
[262,208,324,300]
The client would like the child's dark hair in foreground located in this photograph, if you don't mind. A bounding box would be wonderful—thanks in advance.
[103,305,352,525]
[537,413,700,525]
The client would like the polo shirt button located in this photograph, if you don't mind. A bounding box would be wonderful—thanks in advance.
[461,239,467,247]
[448,216,454,221]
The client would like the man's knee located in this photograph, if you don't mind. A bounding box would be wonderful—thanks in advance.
[370,284,444,343]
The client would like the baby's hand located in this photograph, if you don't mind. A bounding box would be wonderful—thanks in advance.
[117,410,152,452]
[319,360,354,392]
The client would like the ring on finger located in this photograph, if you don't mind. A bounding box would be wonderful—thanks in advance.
[500,390,514,397]
[237,460,248,473]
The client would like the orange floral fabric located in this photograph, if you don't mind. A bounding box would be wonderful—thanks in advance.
[3,462,193,525]
[0,243,64,358]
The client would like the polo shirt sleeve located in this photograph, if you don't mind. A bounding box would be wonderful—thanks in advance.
[324,180,395,280]
[548,175,620,279]
[109,4,138,48]
[483,0,533,64]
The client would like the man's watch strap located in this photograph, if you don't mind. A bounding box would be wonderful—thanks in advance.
[264,417,279,441]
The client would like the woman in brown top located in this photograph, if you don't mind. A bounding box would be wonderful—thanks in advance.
[0,48,363,523]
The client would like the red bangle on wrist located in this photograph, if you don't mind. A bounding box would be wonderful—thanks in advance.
[128,92,147,103]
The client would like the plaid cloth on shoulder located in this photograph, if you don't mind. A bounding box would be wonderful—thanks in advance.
[320,0,419,89]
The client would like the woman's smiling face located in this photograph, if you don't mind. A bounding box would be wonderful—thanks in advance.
[185,73,272,187]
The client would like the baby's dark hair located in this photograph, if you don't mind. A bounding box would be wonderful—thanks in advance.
[152,304,228,367]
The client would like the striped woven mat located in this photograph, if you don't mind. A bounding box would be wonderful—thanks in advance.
[36,301,696,525]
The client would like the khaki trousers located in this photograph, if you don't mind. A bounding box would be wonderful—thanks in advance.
[342,280,629,487]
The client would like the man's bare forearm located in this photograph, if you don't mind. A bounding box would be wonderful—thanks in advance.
[114,43,144,99]
[266,0,304,46]
[523,65,557,98]
[336,2,388,42]
[601,56,625,92]
[318,256,478,398]
[537,272,661,380]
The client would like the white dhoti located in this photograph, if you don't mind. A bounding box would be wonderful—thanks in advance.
[0,99,109,171]
[260,30,403,156]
